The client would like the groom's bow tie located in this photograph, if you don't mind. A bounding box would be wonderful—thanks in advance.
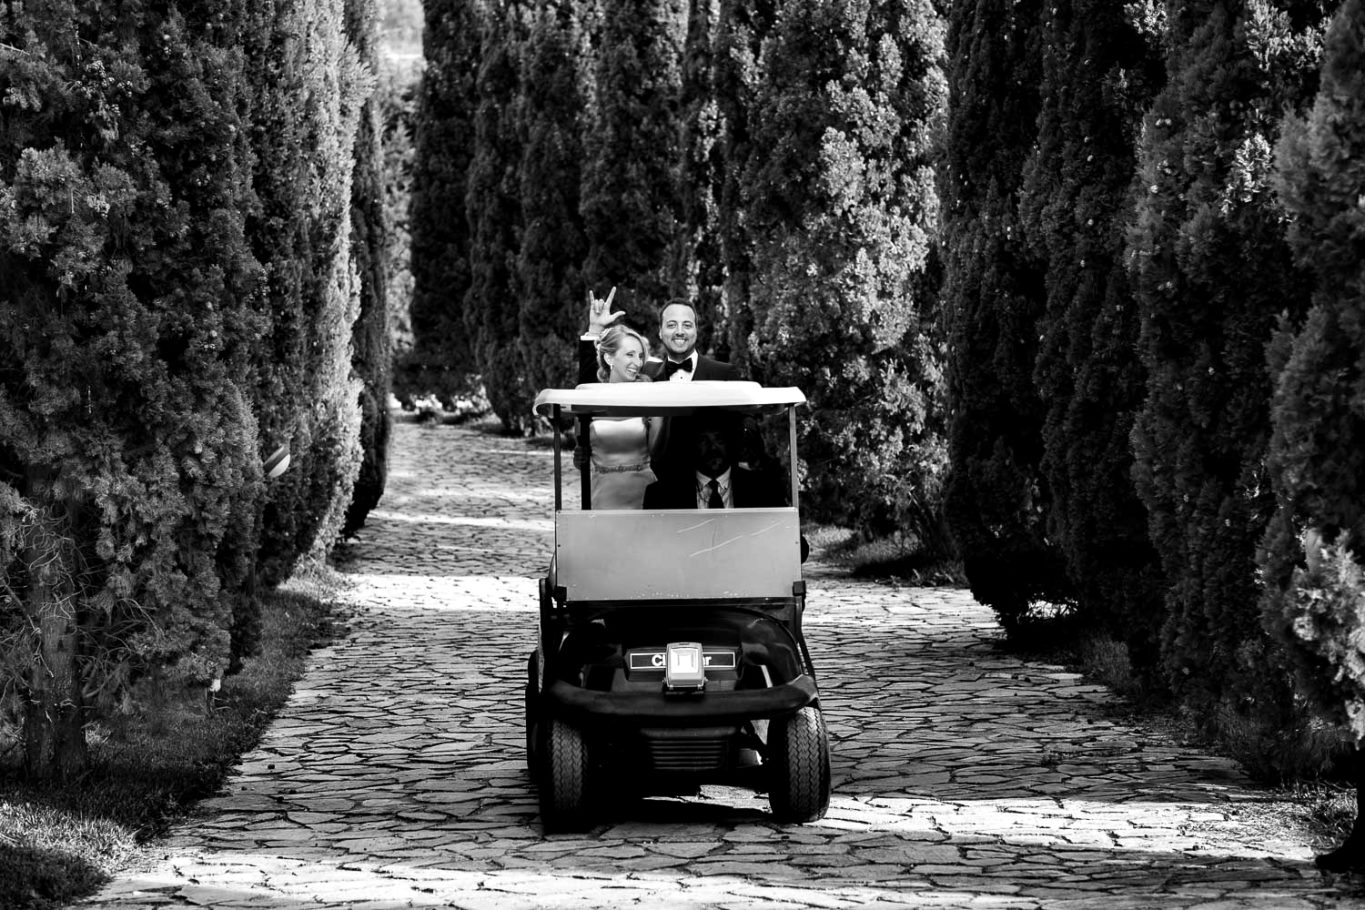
[663,359,693,377]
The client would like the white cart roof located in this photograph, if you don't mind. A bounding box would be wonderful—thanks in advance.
[533,381,806,417]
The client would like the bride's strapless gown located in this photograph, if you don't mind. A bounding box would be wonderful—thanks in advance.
[589,417,655,509]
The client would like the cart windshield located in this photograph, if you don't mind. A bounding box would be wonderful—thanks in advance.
[532,381,806,512]
[533,382,808,602]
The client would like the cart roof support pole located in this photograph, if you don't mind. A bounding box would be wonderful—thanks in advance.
[552,404,562,512]
[578,415,592,510]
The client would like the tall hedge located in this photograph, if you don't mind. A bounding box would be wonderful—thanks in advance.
[0,2,263,776]
[243,0,367,587]
[516,0,591,398]
[1260,0,1365,742]
[579,0,687,326]
[1017,0,1166,666]
[942,0,1070,629]
[712,0,777,373]
[379,63,420,357]
[1128,0,1328,760]
[676,0,726,351]
[345,0,392,538]
[465,0,529,431]
[406,0,481,402]
[742,0,950,545]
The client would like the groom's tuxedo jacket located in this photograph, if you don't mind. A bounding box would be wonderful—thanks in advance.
[641,466,788,511]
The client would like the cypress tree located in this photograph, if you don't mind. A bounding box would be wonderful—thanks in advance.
[345,0,392,538]
[1,1,262,775]
[379,63,419,359]
[406,0,480,402]
[1018,0,1166,668]
[713,0,777,375]
[1128,0,1330,757]
[516,0,590,398]
[744,0,950,545]
[1260,0,1365,865]
[676,0,726,352]
[243,0,367,587]
[579,0,687,326]
[942,0,1069,630]
[465,0,529,431]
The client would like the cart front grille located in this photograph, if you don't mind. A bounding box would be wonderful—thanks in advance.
[646,736,730,773]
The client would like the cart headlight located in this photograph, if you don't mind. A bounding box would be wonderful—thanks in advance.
[665,641,706,691]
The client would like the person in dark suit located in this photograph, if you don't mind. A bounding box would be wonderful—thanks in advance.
[642,414,788,510]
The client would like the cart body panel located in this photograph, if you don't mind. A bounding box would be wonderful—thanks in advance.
[556,508,802,601]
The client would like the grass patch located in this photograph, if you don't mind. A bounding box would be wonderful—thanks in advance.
[0,568,346,910]
[806,523,964,586]
[1291,780,1356,852]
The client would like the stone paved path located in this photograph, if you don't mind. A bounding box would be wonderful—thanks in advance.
[85,419,1365,909]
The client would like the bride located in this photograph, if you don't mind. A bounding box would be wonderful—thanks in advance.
[588,323,660,509]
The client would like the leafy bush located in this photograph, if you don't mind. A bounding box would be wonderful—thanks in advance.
[345,0,393,539]
[579,0,687,329]
[0,0,376,776]
[516,0,591,401]
[1018,0,1166,672]
[1128,0,1329,761]
[1261,0,1365,751]
[1,2,265,776]
[742,0,951,550]
[244,0,368,584]
[941,0,1072,630]
[406,0,481,404]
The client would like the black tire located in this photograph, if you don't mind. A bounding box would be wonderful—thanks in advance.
[524,650,541,777]
[767,705,831,823]
[539,717,592,832]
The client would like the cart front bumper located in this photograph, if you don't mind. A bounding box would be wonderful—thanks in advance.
[545,675,818,728]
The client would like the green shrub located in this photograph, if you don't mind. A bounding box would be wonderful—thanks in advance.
[242,0,368,583]
[942,0,1072,631]
[1018,0,1166,673]
[465,0,530,431]
[712,0,778,369]
[1,0,373,775]
[345,0,392,539]
[1261,0,1365,752]
[742,0,951,550]
[406,0,481,403]
[579,0,687,326]
[1,1,264,777]
[1127,0,1329,764]
[515,0,590,401]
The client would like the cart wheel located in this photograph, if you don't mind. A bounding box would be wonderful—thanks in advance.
[767,705,831,823]
[524,650,541,778]
[539,717,592,832]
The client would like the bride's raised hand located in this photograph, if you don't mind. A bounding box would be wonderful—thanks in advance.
[587,286,623,335]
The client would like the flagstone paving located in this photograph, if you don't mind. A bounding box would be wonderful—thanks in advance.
[84,418,1365,909]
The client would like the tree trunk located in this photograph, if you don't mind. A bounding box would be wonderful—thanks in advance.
[20,489,87,780]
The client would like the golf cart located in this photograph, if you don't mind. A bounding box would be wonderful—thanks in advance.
[526,381,831,831]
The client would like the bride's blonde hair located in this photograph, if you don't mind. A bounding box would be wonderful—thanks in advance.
[596,325,653,382]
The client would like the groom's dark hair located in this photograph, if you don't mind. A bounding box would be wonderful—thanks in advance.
[657,299,697,326]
